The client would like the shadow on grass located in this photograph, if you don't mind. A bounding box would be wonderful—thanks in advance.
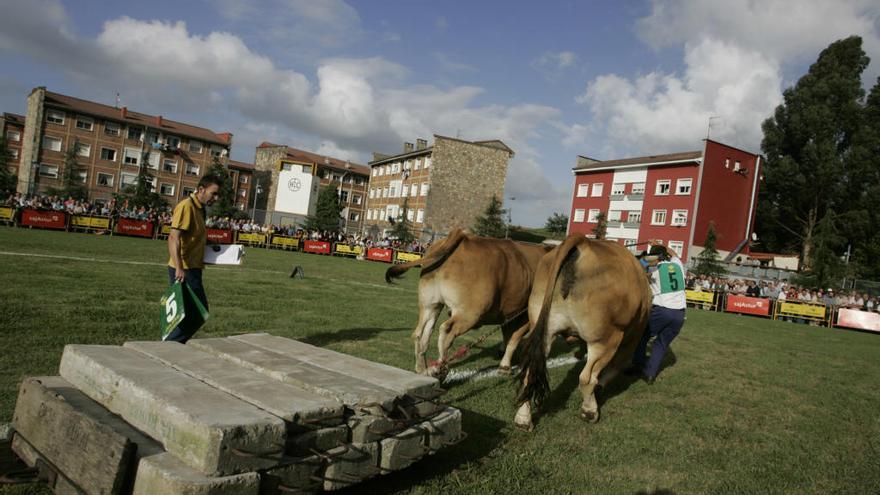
[344,407,507,495]
[300,327,410,347]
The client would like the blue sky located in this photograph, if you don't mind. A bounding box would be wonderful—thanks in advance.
[2,0,878,226]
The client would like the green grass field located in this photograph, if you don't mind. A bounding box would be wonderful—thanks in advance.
[1,227,879,494]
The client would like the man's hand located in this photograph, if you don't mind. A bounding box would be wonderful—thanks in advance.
[175,267,185,283]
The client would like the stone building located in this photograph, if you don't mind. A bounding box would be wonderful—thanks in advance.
[364,135,514,238]
[2,112,25,180]
[253,143,369,230]
[13,87,233,204]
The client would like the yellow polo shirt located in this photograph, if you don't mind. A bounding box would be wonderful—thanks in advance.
[168,194,206,269]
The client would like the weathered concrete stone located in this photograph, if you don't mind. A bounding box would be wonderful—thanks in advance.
[288,425,349,456]
[260,455,323,495]
[124,341,344,427]
[347,414,397,444]
[423,407,463,452]
[12,376,136,494]
[11,434,81,495]
[132,452,260,495]
[0,423,12,442]
[322,442,379,491]
[0,423,18,481]
[379,426,426,472]
[59,345,286,476]
[189,338,400,410]
[232,333,440,399]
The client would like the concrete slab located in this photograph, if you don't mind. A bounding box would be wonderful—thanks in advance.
[132,452,260,495]
[232,333,440,399]
[124,341,344,427]
[0,423,12,442]
[260,455,323,495]
[59,345,286,476]
[422,407,463,452]
[321,442,379,491]
[287,425,349,456]
[11,434,81,495]
[379,426,426,472]
[188,338,400,410]
[347,414,397,444]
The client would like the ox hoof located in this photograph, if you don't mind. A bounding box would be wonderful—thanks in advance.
[428,366,449,382]
[497,365,511,375]
[514,421,534,432]
[580,410,599,423]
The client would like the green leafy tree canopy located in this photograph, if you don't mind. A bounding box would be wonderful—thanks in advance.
[544,212,568,238]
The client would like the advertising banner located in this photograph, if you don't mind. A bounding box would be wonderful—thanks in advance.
[334,244,363,256]
[836,308,880,332]
[303,240,331,254]
[685,290,715,304]
[115,218,154,238]
[21,209,66,229]
[237,232,267,245]
[367,247,394,263]
[270,236,300,249]
[395,251,423,263]
[778,301,827,319]
[725,295,771,316]
[207,229,233,244]
[0,206,13,222]
[71,215,111,230]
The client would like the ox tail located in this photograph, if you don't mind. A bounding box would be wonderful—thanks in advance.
[384,229,468,284]
[516,234,585,407]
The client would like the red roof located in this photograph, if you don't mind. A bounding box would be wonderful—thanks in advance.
[574,150,702,172]
[227,159,254,171]
[4,113,25,126]
[42,90,232,146]
[259,142,369,176]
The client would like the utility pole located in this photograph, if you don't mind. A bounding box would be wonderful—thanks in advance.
[250,178,262,222]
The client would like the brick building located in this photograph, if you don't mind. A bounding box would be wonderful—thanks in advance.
[14,87,233,204]
[227,159,254,212]
[2,112,25,179]
[568,139,762,263]
[364,135,514,238]
[253,143,369,230]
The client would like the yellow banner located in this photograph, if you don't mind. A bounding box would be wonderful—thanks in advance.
[238,233,267,244]
[396,251,423,262]
[271,236,300,248]
[335,244,363,255]
[0,206,13,221]
[686,290,715,304]
[70,215,111,229]
[161,224,171,235]
[778,301,827,319]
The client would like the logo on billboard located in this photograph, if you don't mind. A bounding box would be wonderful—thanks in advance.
[288,178,301,192]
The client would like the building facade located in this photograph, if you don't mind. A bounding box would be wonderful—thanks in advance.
[14,87,233,204]
[568,139,761,263]
[2,112,25,180]
[227,159,254,213]
[364,135,514,238]
[253,143,369,231]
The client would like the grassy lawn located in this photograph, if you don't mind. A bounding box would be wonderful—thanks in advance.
[1,227,878,494]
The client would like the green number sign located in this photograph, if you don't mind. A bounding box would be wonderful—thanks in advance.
[160,282,209,341]
[658,262,684,294]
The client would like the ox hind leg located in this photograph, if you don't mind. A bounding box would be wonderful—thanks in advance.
[413,302,443,374]
[499,322,529,374]
[432,311,482,377]
[577,337,620,423]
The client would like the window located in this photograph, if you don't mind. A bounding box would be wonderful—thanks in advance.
[353,194,362,205]
[651,209,667,225]
[165,135,180,149]
[147,152,160,170]
[355,177,364,186]
[655,180,671,195]
[401,185,408,197]
[608,210,621,221]
[420,183,429,196]
[120,173,138,187]
[189,140,203,153]
[632,182,645,195]
[410,184,418,197]
[734,160,741,171]
[391,162,400,173]
[46,110,65,125]
[123,148,140,165]
[372,168,378,177]
[100,148,117,161]
[340,190,350,202]
[9,149,18,160]
[407,209,414,221]
[424,157,431,168]
[414,158,421,170]
[77,143,91,158]
[75,116,94,131]
[160,183,175,196]
[416,209,424,223]
[185,163,199,176]
[611,183,626,196]
[369,188,375,199]
[6,130,20,142]
[403,160,411,170]
[573,209,585,223]
[725,158,730,169]
[383,187,388,198]
[672,210,688,226]
[577,183,589,197]
[74,171,87,183]
[591,183,604,197]
[627,212,642,223]
[211,146,225,158]
[163,159,178,173]
[238,188,246,197]
[42,136,62,152]
[239,175,248,184]
[367,209,373,220]
[104,122,120,136]
[182,186,195,197]
[588,209,601,223]
[668,241,684,257]
[39,164,59,178]
[350,212,359,222]
[127,127,142,141]
[676,178,692,195]
[384,165,390,175]
[97,172,114,187]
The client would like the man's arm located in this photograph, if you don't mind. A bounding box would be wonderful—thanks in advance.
[168,229,185,282]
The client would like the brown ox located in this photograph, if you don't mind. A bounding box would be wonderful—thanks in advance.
[385,229,551,377]
[514,235,651,430]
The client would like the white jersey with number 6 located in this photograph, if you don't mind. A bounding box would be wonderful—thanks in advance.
[649,257,687,309]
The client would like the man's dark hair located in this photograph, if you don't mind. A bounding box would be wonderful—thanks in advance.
[198,174,223,189]
[648,244,672,260]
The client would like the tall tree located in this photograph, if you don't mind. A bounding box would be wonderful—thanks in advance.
[757,36,869,268]
[115,151,165,210]
[693,222,728,277]
[544,212,568,238]
[49,139,88,200]
[206,156,238,218]
[473,195,507,238]
[591,211,607,240]
[304,184,342,231]
[808,210,845,289]
[845,77,880,279]
[390,197,415,243]
[0,136,15,198]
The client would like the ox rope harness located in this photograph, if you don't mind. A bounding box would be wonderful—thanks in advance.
[427,307,529,371]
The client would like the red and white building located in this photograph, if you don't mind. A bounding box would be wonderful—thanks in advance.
[568,139,761,264]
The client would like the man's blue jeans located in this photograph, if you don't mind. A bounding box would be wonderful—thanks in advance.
[633,305,685,379]
[165,267,208,343]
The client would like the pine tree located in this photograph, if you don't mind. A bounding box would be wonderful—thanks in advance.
[304,184,342,232]
[807,210,845,289]
[206,156,238,218]
[390,197,415,243]
[115,151,165,210]
[544,212,568,238]
[0,136,16,198]
[591,211,607,240]
[693,222,727,277]
[473,195,507,238]
[51,139,88,200]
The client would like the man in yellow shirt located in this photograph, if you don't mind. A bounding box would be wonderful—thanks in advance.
[165,174,221,343]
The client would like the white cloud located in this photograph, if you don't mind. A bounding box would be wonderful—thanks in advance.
[532,51,579,78]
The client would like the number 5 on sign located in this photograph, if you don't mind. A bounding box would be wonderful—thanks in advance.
[659,262,684,294]
[160,282,186,340]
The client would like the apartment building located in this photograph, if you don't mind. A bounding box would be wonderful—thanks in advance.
[227,159,254,212]
[365,135,514,238]
[2,112,25,178]
[16,87,232,204]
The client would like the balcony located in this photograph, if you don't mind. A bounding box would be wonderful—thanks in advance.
[626,193,644,200]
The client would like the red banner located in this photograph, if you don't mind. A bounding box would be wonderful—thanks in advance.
[115,218,154,238]
[725,295,771,316]
[367,247,394,263]
[21,209,66,229]
[207,229,233,244]
[303,240,331,254]
[836,308,880,332]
